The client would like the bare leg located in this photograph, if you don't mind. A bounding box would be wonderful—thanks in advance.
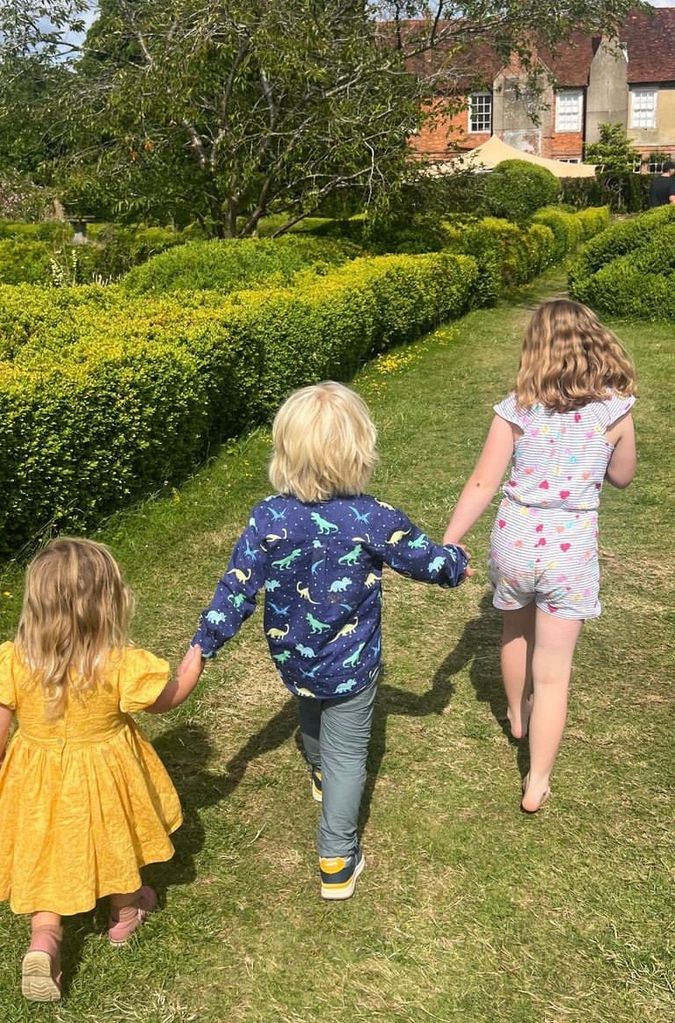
[500,604,535,740]
[522,609,582,812]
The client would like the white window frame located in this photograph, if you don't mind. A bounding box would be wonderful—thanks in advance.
[630,88,657,130]
[555,89,583,133]
[648,154,669,173]
[468,92,492,134]
[559,157,581,164]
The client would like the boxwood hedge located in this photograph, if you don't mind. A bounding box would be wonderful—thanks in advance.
[0,251,478,551]
[568,207,675,320]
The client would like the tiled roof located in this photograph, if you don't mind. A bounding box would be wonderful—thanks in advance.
[399,9,675,89]
[623,9,675,83]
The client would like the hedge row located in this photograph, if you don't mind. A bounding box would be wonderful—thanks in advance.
[570,217,675,321]
[121,236,360,295]
[0,224,191,286]
[568,205,675,292]
[442,207,608,295]
[0,251,478,551]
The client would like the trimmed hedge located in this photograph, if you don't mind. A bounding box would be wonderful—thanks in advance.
[0,251,478,551]
[0,221,72,242]
[0,224,192,286]
[571,220,675,321]
[568,205,675,296]
[482,161,560,224]
[444,216,556,291]
[122,235,359,295]
[0,239,56,285]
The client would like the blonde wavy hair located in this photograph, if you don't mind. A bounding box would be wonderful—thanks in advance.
[16,538,132,720]
[269,382,378,503]
[515,299,636,412]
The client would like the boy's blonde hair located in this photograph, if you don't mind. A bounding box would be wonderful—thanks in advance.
[516,299,636,412]
[269,382,378,503]
[16,538,132,720]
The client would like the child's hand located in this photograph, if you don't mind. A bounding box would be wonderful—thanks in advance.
[178,644,204,688]
[456,544,474,580]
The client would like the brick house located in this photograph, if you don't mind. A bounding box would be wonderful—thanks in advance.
[408,8,675,171]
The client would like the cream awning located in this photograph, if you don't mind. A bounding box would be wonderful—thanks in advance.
[428,135,597,179]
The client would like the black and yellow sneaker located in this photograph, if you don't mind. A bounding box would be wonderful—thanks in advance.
[319,847,365,900]
[311,767,323,803]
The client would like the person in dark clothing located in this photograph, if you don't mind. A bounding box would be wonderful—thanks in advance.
[649,160,675,207]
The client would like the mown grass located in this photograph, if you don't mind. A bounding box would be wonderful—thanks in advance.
[0,270,673,1023]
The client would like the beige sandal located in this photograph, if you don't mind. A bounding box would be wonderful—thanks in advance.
[21,927,62,1002]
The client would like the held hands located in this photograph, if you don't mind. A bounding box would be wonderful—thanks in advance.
[456,543,475,580]
[177,644,204,689]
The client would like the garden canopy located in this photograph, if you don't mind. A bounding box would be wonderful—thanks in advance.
[431,135,597,178]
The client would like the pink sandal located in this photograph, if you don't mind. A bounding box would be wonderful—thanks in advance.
[107,886,158,946]
[21,927,63,1002]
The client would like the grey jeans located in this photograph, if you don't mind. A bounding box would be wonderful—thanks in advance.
[296,681,377,859]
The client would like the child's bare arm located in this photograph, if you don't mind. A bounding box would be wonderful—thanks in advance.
[605,413,636,489]
[444,415,516,544]
[146,645,204,714]
[0,704,13,763]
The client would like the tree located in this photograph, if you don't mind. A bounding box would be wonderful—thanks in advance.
[0,1,644,234]
[53,0,423,236]
[585,122,643,212]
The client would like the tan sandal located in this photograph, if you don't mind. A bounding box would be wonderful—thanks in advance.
[21,927,62,1003]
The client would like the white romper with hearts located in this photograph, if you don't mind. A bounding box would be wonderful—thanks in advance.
[489,392,635,619]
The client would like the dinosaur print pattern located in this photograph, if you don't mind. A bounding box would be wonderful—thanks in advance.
[192,493,467,700]
[310,512,339,535]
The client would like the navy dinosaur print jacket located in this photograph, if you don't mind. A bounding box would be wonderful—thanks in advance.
[192,494,468,700]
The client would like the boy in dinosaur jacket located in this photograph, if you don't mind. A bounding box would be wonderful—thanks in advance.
[190,382,469,900]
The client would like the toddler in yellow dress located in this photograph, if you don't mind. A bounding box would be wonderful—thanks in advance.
[0,538,204,1003]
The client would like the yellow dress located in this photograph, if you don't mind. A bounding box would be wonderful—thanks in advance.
[0,642,182,916]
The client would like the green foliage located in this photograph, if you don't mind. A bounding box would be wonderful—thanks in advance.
[569,210,675,321]
[568,205,675,294]
[482,161,559,224]
[585,122,640,175]
[0,220,71,242]
[444,217,555,290]
[560,172,650,213]
[532,207,583,261]
[121,236,360,296]
[0,239,54,284]
[0,250,479,551]
[575,206,611,240]
[0,224,190,286]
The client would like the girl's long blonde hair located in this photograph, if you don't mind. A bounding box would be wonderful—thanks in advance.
[15,538,132,720]
[269,381,378,503]
[515,299,636,412]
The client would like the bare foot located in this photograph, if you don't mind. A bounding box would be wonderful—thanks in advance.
[507,694,533,740]
[520,773,551,814]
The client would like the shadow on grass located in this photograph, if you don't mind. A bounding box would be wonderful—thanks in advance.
[362,592,530,832]
[149,594,529,880]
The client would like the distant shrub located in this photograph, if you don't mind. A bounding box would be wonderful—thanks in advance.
[482,161,560,223]
[121,235,359,295]
[568,205,675,295]
[571,220,675,321]
[0,239,54,285]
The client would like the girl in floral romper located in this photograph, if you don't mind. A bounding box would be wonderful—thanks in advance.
[444,299,637,812]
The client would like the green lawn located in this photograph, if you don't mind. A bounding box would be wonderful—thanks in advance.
[1,271,673,1023]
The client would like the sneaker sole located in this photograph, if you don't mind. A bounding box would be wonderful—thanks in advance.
[21,951,61,1002]
[321,854,365,901]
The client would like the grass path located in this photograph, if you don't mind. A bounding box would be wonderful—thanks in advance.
[1,271,673,1023]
